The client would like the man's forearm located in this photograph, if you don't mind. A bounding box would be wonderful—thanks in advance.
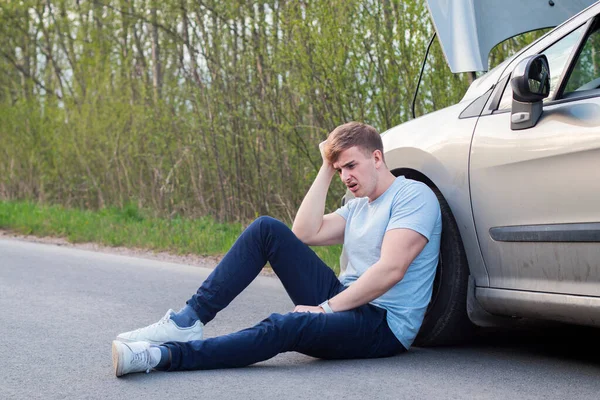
[326,229,427,313]
[292,165,336,239]
[327,261,406,312]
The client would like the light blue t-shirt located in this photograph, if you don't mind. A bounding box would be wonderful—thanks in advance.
[335,176,442,349]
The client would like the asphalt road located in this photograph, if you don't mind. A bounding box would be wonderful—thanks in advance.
[1,238,599,400]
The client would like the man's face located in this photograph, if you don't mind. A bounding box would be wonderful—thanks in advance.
[332,146,380,199]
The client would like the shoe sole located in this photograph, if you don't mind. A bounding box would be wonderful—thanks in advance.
[116,336,163,345]
[116,331,203,345]
[112,341,124,377]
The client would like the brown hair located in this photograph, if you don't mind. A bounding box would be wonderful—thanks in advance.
[324,122,383,164]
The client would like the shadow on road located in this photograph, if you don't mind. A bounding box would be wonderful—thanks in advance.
[463,322,600,364]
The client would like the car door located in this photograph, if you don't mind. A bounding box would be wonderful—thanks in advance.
[469,17,600,296]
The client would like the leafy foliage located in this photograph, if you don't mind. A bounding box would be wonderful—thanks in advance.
[2,0,534,224]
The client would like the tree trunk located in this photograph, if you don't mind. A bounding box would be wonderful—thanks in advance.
[151,2,162,103]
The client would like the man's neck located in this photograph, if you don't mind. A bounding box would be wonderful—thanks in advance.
[368,172,396,202]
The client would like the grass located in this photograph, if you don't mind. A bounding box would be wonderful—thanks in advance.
[0,200,342,274]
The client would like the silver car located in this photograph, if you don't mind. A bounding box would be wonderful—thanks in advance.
[357,0,600,345]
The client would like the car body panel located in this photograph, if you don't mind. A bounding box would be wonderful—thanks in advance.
[427,0,597,72]
[470,98,600,296]
[477,287,600,325]
[382,104,490,287]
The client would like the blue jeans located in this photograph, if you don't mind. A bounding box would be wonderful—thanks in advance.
[163,216,405,370]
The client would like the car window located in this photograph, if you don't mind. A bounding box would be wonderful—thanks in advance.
[563,26,600,94]
[498,24,586,110]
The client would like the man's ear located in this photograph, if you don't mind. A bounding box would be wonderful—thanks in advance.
[373,149,384,168]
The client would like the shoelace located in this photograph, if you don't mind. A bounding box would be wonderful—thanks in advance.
[127,345,154,374]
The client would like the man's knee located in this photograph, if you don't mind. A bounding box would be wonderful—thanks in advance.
[248,216,292,239]
[252,215,284,228]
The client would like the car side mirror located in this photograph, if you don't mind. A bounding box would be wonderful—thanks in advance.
[510,55,550,130]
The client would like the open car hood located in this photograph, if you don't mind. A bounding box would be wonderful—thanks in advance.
[427,0,597,73]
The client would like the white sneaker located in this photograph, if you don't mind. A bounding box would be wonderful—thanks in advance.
[112,340,159,377]
[116,309,203,345]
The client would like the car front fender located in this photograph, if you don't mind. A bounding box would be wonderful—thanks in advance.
[382,104,490,287]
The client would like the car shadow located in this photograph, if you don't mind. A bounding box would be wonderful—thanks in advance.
[461,322,600,364]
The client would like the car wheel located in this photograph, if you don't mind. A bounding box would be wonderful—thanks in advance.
[413,188,474,346]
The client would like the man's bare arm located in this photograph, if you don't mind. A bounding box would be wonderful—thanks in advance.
[326,228,428,311]
[292,142,345,246]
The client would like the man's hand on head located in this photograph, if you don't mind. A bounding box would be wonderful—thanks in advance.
[291,137,345,246]
[319,140,334,172]
[293,305,325,314]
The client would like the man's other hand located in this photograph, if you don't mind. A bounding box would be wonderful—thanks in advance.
[293,305,325,313]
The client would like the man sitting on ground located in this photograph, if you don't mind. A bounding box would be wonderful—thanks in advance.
[112,121,442,376]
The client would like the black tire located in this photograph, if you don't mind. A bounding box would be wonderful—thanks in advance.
[413,188,474,346]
